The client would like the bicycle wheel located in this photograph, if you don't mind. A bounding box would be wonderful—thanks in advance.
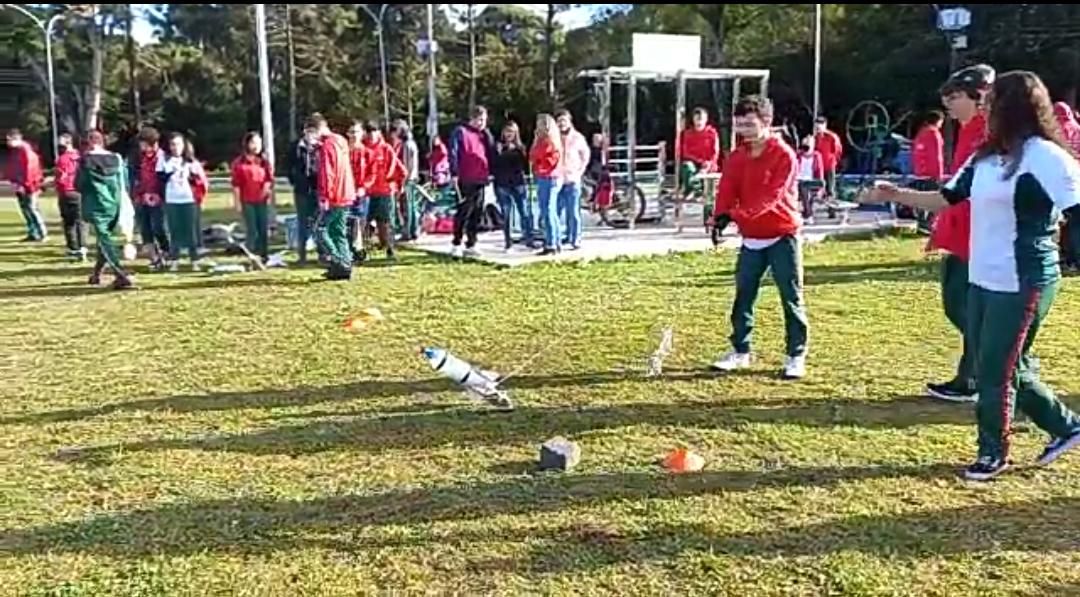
[599,184,647,228]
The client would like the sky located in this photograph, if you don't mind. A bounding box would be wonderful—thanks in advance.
[129,4,603,45]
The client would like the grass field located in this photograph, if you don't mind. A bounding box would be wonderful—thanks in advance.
[2,193,1079,596]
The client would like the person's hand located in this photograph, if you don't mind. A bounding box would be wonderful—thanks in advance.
[712,213,732,234]
[859,181,898,204]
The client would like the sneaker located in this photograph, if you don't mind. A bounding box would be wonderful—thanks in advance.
[463,247,481,259]
[503,247,513,254]
[711,352,752,372]
[111,275,136,291]
[450,245,464,259]
[569,244,582,251]
[927,379,978,403]
[191,259,215,273]
[1035,428,1080,467]
[386,249,397,262]
[87,271,102,286]
[963,456,1008,481]
[537,248,559,256]
[782,355,807,380]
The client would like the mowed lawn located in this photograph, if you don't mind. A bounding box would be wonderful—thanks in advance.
[1,194,1079,596]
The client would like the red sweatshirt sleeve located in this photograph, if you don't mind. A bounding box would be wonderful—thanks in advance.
[713,153,741,216]
[736,141,797,221]
[317,143,331,204]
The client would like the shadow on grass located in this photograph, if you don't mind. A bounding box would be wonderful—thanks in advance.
[0,461,971,558]
[53,394,990,458]
[657,259,939,289]
[0,274,314,300]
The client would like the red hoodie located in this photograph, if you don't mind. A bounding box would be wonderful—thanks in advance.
[814,129,843,171]
[530,139,561,178]
[679,125,722,172]
[230,154,274,204]
[316,132,355,208]
[54,148,81,196]
[363,138,406,198]
[928,112,986,261]
[1054,102,1080,157]
[350,144,374,193]
[911,124,944,181]
[714,135,800,239]
[6,143,43,194]
[134,148,164,206]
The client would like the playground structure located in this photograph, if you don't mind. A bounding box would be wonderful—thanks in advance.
[578,34,771,230]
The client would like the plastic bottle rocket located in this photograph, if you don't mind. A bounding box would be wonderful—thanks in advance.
[421,347,513,410]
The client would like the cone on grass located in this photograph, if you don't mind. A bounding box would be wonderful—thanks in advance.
[344,307,385,332]
[662,448,705,473]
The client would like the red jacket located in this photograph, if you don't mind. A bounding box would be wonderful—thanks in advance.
[55,148,81,195]
[316,132,355,208]
[679,125,722,172]
[911,125,944,181]
[230,154,274,204]
[363,138,405,198]
[929,113,986,261]
[814,129,843,171]
[350,144,374,193]
[714,136,800,239]
[134,148,164,206]
[530,139,561,178]
[6,144,43,194]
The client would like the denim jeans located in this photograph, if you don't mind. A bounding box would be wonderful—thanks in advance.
[557,181,583,247]
[495,184,533,248]
[536,177,563,250]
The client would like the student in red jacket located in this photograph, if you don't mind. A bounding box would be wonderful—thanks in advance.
[678,107,722,199]
[363,121,407,262]
[231,132,274,262]
[132,127,169,270]
[347,121,374,263]
[924,64,994,403]
[711,95,808,380]
[55,132,85,259]
[910,111,945,232]
[5,128,47,242]
[813,116,843,199]
[309,113,356,280]
[531,113,563,256]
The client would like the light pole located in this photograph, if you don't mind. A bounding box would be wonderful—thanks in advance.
[3,4,62,161]
[813,4,822,120]
[425,3,438,150]
[254,4,275,172]
[360,4,391,126]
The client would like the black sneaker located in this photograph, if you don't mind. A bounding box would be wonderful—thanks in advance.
[386,249,397,262]
[963,456,1008,481]
[1036,428,1080,467]
[926,379,977,403]
[537,248,559,256]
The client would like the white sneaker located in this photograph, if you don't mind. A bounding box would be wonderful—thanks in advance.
[711,352,751,372]
[783,355,807,380]
[463,247,481,259]
[450,245,464,259]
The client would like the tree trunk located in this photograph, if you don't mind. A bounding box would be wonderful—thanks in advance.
[85,6,104,132]
[467,3,477,109]
[546,4,557,104]
[285,3,297,140]
[126,3,142,125]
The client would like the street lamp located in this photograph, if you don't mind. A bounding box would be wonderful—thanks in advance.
[360,4,391,127]
[2,3,62,161]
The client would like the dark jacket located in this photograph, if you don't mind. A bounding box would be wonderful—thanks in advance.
[492,143,528,189]
[77,151,126,220]
[287,138,319,194]
[448,123,496,184]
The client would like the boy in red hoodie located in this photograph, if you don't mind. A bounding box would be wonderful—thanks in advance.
[55,132,85,260]
[132,127,169,269]
[5,129,47,242]
[678,107,722,200]
[310,113,356,280]
[910,110,945,232]
[363,121,406,261]
[924,64,993,403]
[711,96,808,380]
[347,121,374,263]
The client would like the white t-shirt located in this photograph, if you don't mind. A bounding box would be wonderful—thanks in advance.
[798,155,817,181]
[943,137,1080,292]
[156,154,204,204]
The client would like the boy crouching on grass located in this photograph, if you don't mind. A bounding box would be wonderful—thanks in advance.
[710,95,809,380]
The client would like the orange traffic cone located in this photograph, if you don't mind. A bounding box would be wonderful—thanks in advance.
[343,307,385,332]
[662,448,705,473]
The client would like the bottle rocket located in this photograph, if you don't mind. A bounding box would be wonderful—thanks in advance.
[421,347,513,410]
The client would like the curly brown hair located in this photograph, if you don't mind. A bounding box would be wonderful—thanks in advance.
[975,70,1071,178]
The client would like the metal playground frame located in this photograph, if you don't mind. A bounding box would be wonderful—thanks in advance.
[577,65,771,229]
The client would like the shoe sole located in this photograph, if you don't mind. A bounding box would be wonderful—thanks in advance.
[926,387,978,403]
[963,464,1008,481]
[1036,432,1080,467]
[710,362,751,372]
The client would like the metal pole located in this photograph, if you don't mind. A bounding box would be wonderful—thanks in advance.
[361,5,391,126]
[254,4,275,172]
[627,75,637,230]
[674,71,686,230]
[813,3,822,120]
[601,72,611,165]
[45,16,59,161]
[467,3,476,109]
[426,3,438,150]
[731,78,741,152]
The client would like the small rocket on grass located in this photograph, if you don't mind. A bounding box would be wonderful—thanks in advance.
[421,347,514,411]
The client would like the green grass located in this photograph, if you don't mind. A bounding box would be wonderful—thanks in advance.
[2,193,1079,596]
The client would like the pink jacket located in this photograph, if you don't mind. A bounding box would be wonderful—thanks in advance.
[560,129,590,184]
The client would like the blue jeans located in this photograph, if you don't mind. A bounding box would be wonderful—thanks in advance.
[558,181,583,247]
[536,177,562,250]
[495,184,533,248]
